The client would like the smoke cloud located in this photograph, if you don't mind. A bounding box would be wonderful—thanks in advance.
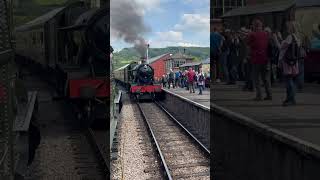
[111,0,150,56]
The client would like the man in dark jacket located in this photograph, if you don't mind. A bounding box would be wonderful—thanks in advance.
[211,27,223,82]
[168,69,175,89]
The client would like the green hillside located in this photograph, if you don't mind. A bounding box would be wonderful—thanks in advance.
[112,46,210,69]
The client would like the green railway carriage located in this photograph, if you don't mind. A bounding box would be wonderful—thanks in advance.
[14,1,110,128]
[113,62,138,88]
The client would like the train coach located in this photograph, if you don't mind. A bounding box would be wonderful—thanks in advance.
[114,61,164,100]
[15,1,109,128]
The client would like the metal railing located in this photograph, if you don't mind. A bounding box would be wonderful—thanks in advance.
[0,0,14,179]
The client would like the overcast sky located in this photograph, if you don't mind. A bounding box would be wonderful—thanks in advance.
[110,0,210,52]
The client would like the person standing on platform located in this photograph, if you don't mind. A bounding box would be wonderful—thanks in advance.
[265,27,280,86]
[296,27,309,91]
[180,70,183,87]
[168,69,174,89]
[247,19,272,101]
[187,68,195,93]
[194,71,198,89]
[194,70,198,89]
[220,30,231,84]
[278,21,302,106]
[168,69,175,89]
[240,27,254,91]
[211,27,223,82]
[198,69,205,95]
[185,70,189,90]
[162,74,167,88]
[228,31,241,84]
[180,71,185,88]
[175,70,180,88]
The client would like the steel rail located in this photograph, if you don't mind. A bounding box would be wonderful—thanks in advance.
[136,102,173,180]
[87,128,109,179]
[154,100,210,155]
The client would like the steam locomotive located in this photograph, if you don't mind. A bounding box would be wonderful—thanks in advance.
[15,1,108,128]
[113,59,163,100]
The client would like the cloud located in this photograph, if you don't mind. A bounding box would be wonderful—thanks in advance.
[135,0,163,14]
[146,30,209,48]
[176,42,206,47]
[155,31,183,42]
[182,0,195,3]
[182,0,209,6]
[174,14,209,33]
[149,39,208,48]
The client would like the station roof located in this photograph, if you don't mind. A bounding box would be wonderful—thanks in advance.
[148,53,170,64]
[222,1,295,18]
[180,62,202,67]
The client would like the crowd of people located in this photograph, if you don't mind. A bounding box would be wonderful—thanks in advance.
[212,18,309,106]
[161,68,209,95]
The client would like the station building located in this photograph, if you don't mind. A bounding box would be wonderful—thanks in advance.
[164,52,194,73]
[179,58,210,75]
[148,53,171,81]
[148,52,200,81]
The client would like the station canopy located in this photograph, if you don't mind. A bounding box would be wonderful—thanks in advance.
[221,1,295,18]
[202,58,210,64]
[180,62,202,68]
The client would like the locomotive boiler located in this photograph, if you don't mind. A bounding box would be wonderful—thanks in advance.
[114,60,163,100]
[133,63,154,85]
[15,1,109,128]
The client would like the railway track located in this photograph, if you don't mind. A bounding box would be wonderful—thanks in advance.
[137,100,210,179]
[86,128,109,177]
[20,67,109,179]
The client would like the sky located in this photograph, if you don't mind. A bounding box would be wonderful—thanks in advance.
[110,0,210,52]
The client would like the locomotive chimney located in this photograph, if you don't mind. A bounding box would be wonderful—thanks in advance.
[146,44,150,64]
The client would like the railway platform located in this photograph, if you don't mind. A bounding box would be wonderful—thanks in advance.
[212,82,320,145]
[213,81,320,179]
[164,87,210,108]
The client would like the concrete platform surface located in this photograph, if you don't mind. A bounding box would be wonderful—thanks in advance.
[212,82,320,146]
[165,86,210,108]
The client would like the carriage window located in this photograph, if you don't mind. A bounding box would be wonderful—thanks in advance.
[73,31,81,47]
[40,32,44,45]
[32,32,36,45]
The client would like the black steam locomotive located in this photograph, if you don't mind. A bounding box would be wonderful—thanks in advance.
[15,1,109,128]
[114,60,163,100]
